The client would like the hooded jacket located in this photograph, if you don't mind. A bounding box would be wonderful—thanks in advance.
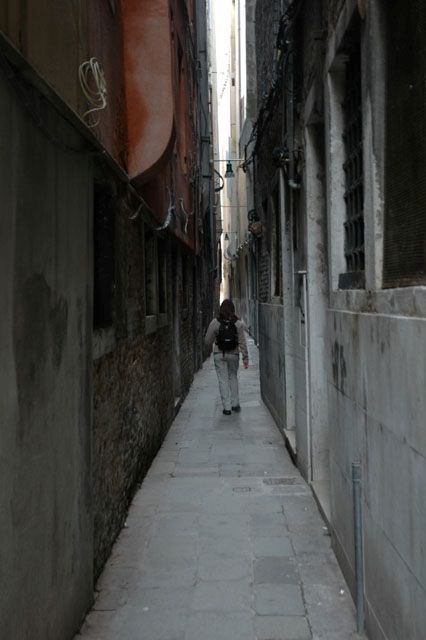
[204,317,249,363]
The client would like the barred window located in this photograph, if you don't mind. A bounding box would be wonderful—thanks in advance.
[383,1,426,287]
[339,41,365,289]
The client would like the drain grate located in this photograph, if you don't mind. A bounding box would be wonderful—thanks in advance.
[263,477,297,486]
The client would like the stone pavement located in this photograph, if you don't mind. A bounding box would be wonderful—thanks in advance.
[76,340,364,640]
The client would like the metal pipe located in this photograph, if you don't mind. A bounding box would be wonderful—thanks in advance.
[352,461,365,634]
[208,82,217,273]
[288,179,301,190]
[209,146,216,272]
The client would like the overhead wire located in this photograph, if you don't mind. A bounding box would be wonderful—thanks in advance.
[240,1,299,172]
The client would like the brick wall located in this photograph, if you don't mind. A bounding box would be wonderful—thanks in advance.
[179,252,196,395]
[92,177,213,578]
[93,327,174,577]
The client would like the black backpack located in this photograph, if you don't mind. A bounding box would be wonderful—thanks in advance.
[216,317,238,352]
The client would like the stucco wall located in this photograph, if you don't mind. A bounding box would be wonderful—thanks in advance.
[328,309,426,640]
[0,72,93,639]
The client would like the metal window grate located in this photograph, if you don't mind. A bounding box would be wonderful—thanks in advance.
[383,1,426,287]
[342,54,365,284]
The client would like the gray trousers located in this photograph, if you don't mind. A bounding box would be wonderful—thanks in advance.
[214,352,240,410]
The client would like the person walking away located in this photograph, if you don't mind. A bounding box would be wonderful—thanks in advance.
[204,299,249,415]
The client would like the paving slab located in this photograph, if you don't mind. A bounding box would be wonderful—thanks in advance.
[255,615,311,640]
[254,583,306,616]
[253,536,294,557]
[254,557,299,584]
[191,579,252,612]
[185,612,254,640]
[75,340,365,640]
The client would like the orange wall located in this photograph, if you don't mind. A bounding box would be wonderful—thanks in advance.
[121,0,197,248]
[121,0,175,184]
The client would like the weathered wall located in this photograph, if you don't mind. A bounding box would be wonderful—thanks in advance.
[244,2,426,639]
[0,71,93,639]
[176,250,197,395]
[121,0,174,183]
[323,2,426,639]
[0,0,88,114]
[245,0,257,119]
[93,327,175,577]
[0,1,214,636]
[328,310,426,640]
[92,229,201,577]
[258,303,286,432]
[88,1,127,165]
[304,123,329,486]
[253,0,288,432]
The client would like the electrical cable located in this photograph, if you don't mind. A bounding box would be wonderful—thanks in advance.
[78,58,107,127]
[179,197,194,234]
[239,1,298,173]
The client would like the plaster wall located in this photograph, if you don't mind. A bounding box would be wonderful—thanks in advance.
[0,72,93,639]
[304,122,329,488]
[293,327,309,476]
[328,309,426,640]
[0,0,88,114]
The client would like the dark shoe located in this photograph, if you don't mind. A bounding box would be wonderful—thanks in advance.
[232,405,241,412]
[223,409,232,415]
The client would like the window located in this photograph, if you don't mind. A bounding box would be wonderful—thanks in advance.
[144,227,168,333]
[93,182,115,329]
[383,1,426,287]
[339,33,365,289]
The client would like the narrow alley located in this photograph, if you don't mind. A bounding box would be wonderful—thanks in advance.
[2,2,425,639]
[77,341,361,640]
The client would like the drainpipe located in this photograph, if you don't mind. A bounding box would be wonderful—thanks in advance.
[352,461,365,633]
[209,147,216,272]
[208,85,216,273]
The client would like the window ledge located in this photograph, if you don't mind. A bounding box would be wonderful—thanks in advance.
[93,327,116,360]
[145,313,169,335]
[338,271,365,290]
[330,286,426,318]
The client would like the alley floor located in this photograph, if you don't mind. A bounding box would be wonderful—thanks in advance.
[76,341,364,640]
